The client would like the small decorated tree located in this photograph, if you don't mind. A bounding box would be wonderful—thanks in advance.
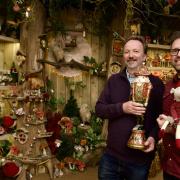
[63,90,80,118]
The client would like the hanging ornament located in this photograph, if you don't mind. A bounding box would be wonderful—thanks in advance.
[13,3,20,12]
[2,116,16,129]
[15,129,28,144]
[2,161,21,177]
[167,0,177,6]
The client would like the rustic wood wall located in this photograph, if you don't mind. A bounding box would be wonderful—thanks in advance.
[46,8,125,112]
[0,41,19,70]
[47,34,107,111]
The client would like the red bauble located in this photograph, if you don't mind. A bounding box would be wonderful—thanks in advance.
[2,162,20,177]
[3,116,15,129]
[168,0,177,6]
[13,3,20,12]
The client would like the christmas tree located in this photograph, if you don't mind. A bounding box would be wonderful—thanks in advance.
[63,90,80,118]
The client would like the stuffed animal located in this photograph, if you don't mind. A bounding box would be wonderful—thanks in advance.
[159,86,180,149]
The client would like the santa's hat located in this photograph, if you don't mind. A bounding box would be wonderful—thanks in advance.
[175,79,180,88]
[2,161,21,177]
[2,116,16,129]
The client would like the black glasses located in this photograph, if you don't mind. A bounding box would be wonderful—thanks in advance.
[170,48,180,56]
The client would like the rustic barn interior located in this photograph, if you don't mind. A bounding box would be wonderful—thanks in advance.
[0,0,180,179]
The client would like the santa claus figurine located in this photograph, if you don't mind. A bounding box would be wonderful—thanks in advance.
[159,84,180,149]
[170,86,180,148]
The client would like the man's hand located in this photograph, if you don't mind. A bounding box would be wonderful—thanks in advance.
[156,114,168,128]
[157,114,175,135]
[122,101,146,116]
[143,137,155,153]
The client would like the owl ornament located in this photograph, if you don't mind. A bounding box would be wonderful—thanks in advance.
[80,104,91,127]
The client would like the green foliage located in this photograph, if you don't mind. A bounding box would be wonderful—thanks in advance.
[47,96,58,111]
[0,140,11,157]
[56,134,74,161]
[63,92,80,118]
[86,128,103,149]
[83,56,104,75]
[56,109,104,163]
[45,78,65,111]
[64,78,86,91]
[73,126,85,144]
[72,117,81,127]
[83,56,96,64]
[89,112,103,135]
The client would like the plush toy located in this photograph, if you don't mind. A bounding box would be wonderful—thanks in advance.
[159,85,180,149]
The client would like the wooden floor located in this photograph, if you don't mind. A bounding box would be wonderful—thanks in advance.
[32,166,163,180]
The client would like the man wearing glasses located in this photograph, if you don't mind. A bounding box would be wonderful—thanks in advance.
[157,31,180,180]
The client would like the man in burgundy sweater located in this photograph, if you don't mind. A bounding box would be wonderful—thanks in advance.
[96,35,164,180]
[157,31,180,180]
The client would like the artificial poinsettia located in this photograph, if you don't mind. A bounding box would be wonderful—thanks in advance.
[8,145,20,156]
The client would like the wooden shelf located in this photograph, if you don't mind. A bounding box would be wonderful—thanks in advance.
[0,85,17,90]
[147,44,170,50]
[0,35,19,43]
[148,67,174,72]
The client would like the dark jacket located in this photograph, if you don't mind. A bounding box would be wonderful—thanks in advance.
[161,75,180,178]
[95,69,164,165]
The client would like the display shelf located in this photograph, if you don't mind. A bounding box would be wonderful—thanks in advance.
[26,119,47,125]
[147,44,170,50]
[148,66,174,72]
[0,35,19,43]
[36,132,53,138]
[0,85,14,90]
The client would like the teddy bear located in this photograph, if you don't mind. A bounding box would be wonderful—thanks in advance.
[159,86,180,149]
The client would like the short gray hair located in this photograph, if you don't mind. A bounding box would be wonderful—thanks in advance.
[125,35,147,54]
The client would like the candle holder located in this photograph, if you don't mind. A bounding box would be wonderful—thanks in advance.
[127,70,152,150]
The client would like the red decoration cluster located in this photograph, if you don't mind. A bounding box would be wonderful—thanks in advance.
[2,162,20,177]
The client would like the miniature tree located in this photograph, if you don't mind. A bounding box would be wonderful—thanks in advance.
[63,90,80,118]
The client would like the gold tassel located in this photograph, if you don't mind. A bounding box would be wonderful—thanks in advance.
[148,147,162,178]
